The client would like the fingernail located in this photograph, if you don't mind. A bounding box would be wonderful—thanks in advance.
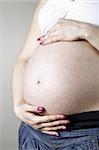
[60,115,65,119]
[37,36,44,41]
[62,126,66,129]
[37,37,41,41]
[67,120,71,123]
[40,42,43,45]
[37,106,45,112]
[64,121,71,124]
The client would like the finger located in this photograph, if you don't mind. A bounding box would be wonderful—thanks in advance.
[23,113,68,131]
[43,28,58,41]
[23,104,45,113]
[24,112,65,125]
[46,24,57,35]
[43,35,64,45]
[35,114,65,124]
[37,119,70,128]
[41,125,66,131]
[30,114,65,125]
[42,131,59,136]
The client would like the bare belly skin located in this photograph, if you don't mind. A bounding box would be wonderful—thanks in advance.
[22,41,99,115]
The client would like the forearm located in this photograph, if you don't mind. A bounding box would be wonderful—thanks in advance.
[12,60,26,109]
[83,23,99,51]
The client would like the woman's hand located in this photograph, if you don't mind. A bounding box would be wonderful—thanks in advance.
[37,19,99,52]
[14,103,70,136]
[38,19,85,45]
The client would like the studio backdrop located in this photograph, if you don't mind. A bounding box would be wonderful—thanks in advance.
[1,0,37,149]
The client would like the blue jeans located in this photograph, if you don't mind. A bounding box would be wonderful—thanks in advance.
[19,122,99,150]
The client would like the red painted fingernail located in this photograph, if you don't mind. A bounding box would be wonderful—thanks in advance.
[37,37,41,41]
[40,42,43,45]
[37,36,45,41]
[37,106,45,112]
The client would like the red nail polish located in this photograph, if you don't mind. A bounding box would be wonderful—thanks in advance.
[37,107,45,112]
[40,42,43,45]
[37,37,41,41]
[37,36,45,41]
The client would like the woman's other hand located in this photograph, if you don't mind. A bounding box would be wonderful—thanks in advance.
[38,19,85,45]
[37,19,99,52]
[14,103,70,136]
[39,18,86,45]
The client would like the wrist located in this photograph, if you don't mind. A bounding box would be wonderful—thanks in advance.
[14,100,25,109]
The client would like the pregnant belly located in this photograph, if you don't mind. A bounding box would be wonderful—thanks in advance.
[22,41,99,115]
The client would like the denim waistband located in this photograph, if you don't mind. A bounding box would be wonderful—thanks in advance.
[20,122,99,148]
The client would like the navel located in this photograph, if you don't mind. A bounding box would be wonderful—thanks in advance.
[36,80,40,84]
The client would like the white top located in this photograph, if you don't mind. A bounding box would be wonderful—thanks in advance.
[38,0,99,35]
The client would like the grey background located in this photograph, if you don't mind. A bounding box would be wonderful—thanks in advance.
[0,0,38,149]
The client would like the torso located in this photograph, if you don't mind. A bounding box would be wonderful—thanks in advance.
[22,0,99,115]
[23,41,99,115]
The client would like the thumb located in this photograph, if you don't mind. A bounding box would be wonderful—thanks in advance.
[25,104,46,113]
